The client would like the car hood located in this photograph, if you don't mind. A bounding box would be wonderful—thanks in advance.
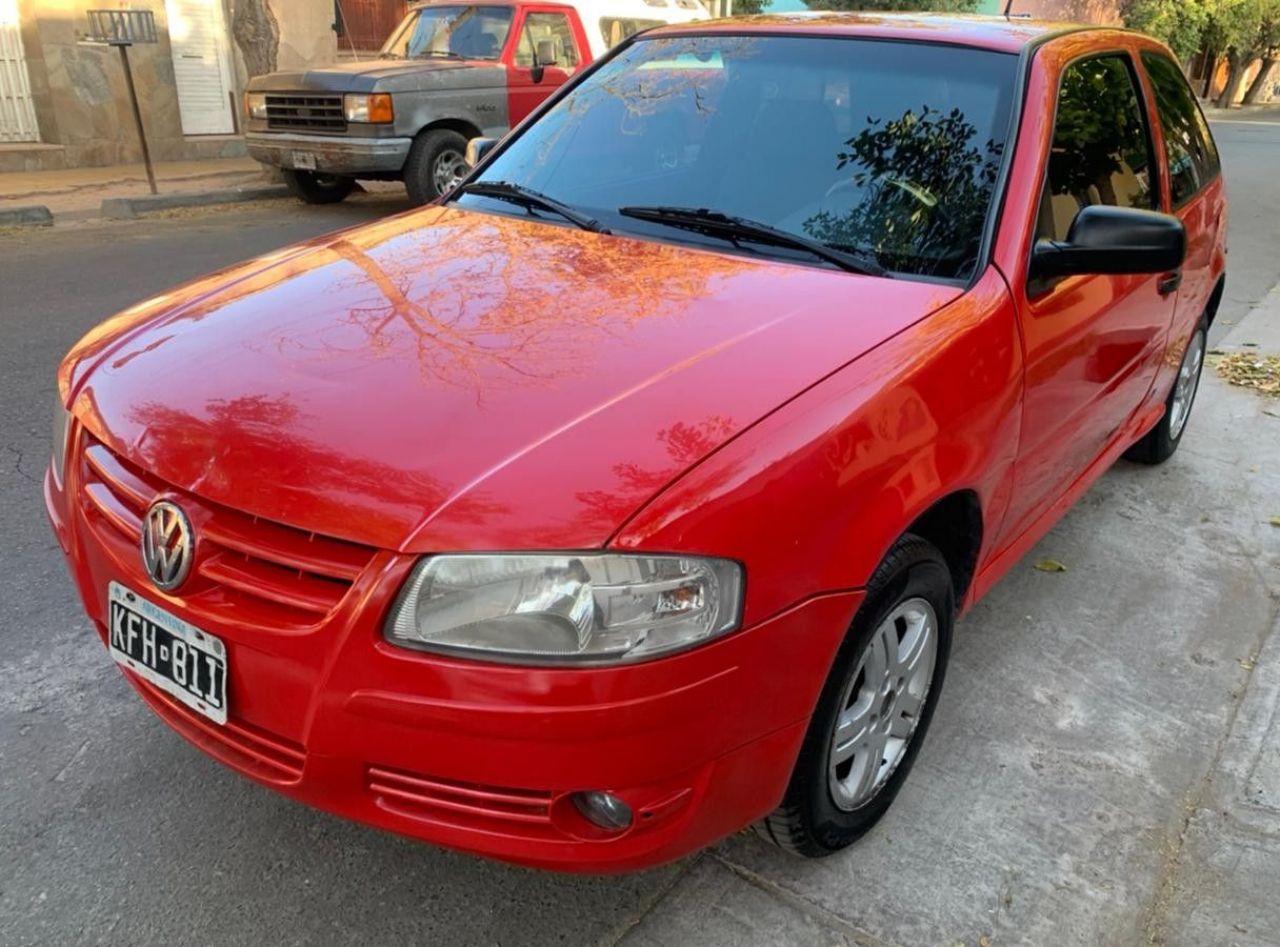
[65,207,960,552]
[248,58,505,94]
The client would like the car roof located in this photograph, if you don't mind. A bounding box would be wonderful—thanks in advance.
[642,12,1107,54]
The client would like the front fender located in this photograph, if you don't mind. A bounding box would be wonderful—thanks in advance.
[610,268,1023,628]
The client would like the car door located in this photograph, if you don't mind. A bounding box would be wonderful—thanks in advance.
[999,51,1177,545]
[504,6,587,126]
[1138,50,1227,354]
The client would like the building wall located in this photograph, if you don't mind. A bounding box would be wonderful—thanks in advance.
[273,0,337,72]
[8,0,334,169]
[977,0,1123,22]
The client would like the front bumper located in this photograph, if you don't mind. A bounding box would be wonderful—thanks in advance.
[46,431,860,872]
[245,131,412,175]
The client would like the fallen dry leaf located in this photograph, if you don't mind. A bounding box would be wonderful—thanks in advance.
[1270,516,1280,527]
[1034,559,1067,573]
[1211,352,1280,396]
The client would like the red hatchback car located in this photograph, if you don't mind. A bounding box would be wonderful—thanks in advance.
[47,14,1225,872]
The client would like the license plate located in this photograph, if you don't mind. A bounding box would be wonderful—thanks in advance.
[290,151,317,171]
[108,582,228,725]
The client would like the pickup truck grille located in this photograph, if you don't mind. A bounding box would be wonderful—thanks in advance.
[265,93,347,133]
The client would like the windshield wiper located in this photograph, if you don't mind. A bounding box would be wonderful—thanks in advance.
[618,205,887,277]
[456,181,610,234]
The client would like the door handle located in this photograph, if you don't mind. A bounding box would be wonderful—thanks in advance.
[1157,271,1182,296]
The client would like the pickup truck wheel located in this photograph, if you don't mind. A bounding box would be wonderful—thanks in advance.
[1125,318,1207,465]
[404,129,470,205]
[281,170,355,205]
[756,534,953,857]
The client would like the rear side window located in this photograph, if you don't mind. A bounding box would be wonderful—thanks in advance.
[600,17,664,48]
[1141,51,1221,207]
[1036,55,1157,242]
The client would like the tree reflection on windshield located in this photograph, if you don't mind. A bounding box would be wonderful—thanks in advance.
[802,105,1004,279]
[469,36,1016,282]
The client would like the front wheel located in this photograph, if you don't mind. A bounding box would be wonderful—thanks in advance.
[1126,319,1207,465]
[403,129,470,205]
[757,534,953,857]
[281,169,356,205]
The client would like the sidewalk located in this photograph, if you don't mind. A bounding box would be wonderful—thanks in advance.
[0,156,272,218]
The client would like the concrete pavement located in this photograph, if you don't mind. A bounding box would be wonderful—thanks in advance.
[0,157,270,218]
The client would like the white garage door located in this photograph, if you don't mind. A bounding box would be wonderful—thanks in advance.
[0,0,39,142]
[164,0,235,135]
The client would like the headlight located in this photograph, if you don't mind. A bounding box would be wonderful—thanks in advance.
[245,92,268,120]
[52,394,71,485]
[343,93,394,124]
[385,554,743,665]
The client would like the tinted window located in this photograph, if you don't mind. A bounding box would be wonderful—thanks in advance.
[1036,55,1157,242]
[467,36,1018,281]
[1142,51,1221,207]
[515,12,580,68]
[382,5,512,60]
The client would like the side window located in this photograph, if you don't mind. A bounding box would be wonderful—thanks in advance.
[514,12,581,69]
[1141,51,1221,207]
[1035,55,1157,242]
[599,17,663,48]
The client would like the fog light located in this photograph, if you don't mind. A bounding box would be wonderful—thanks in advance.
[571,791,633,831]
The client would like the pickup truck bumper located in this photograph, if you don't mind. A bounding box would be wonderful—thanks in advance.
[246,132,412,175]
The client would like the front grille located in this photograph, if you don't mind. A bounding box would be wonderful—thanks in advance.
[78,433,375,629]
[132,673,306,784]
[265,93,347,133]
[367,765,557,837]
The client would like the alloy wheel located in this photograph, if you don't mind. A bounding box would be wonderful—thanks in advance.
[433,149,470,195]
[828,597,938,811]
[1168,328,1206,441]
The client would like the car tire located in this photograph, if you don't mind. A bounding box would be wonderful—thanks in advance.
[403,129,471,205]
[281,169,356,205]
[757,533,954,857]
[1125,318,1208,465]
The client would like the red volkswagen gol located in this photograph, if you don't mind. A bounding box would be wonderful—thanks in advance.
[47,14,1225,871]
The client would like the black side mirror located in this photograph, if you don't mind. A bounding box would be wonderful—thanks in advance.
[1030,205,1186,286]
[530,39,557,83]
[464,136,499,168]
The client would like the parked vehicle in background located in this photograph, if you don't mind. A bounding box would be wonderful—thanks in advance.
[244,0,707,205]
[50,14,1226,872]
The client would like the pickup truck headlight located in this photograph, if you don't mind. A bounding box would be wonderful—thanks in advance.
[245,92,268,120]
[51,394,71,486]
[344,93,394,124]
[385,554,743,665]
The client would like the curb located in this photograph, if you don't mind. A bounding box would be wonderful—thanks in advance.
[0,205,54,227]
[100,184,290,219]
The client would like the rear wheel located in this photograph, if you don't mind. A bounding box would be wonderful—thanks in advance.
[404,129,470,205]
[757,534,953,857]
[281,169,356,205]
[1126,318,1207,465]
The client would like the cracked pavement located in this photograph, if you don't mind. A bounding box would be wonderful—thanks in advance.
[2,113,1279,947]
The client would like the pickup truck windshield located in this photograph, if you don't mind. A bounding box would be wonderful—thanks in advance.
[465,35,1017,281]
[382,5,513,60]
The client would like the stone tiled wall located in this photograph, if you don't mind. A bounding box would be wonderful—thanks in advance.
[11,0,335,168]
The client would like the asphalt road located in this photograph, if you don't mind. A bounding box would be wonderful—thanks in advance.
[1,114,1278,947]
[1210,111,1280,339]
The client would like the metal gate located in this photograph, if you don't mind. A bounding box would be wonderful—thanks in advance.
[0,0,39,142]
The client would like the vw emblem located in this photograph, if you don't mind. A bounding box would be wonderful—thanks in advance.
[140,500,194,592]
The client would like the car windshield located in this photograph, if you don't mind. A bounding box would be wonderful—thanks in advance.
[460,35,1017,281]
[381,5,513,60]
